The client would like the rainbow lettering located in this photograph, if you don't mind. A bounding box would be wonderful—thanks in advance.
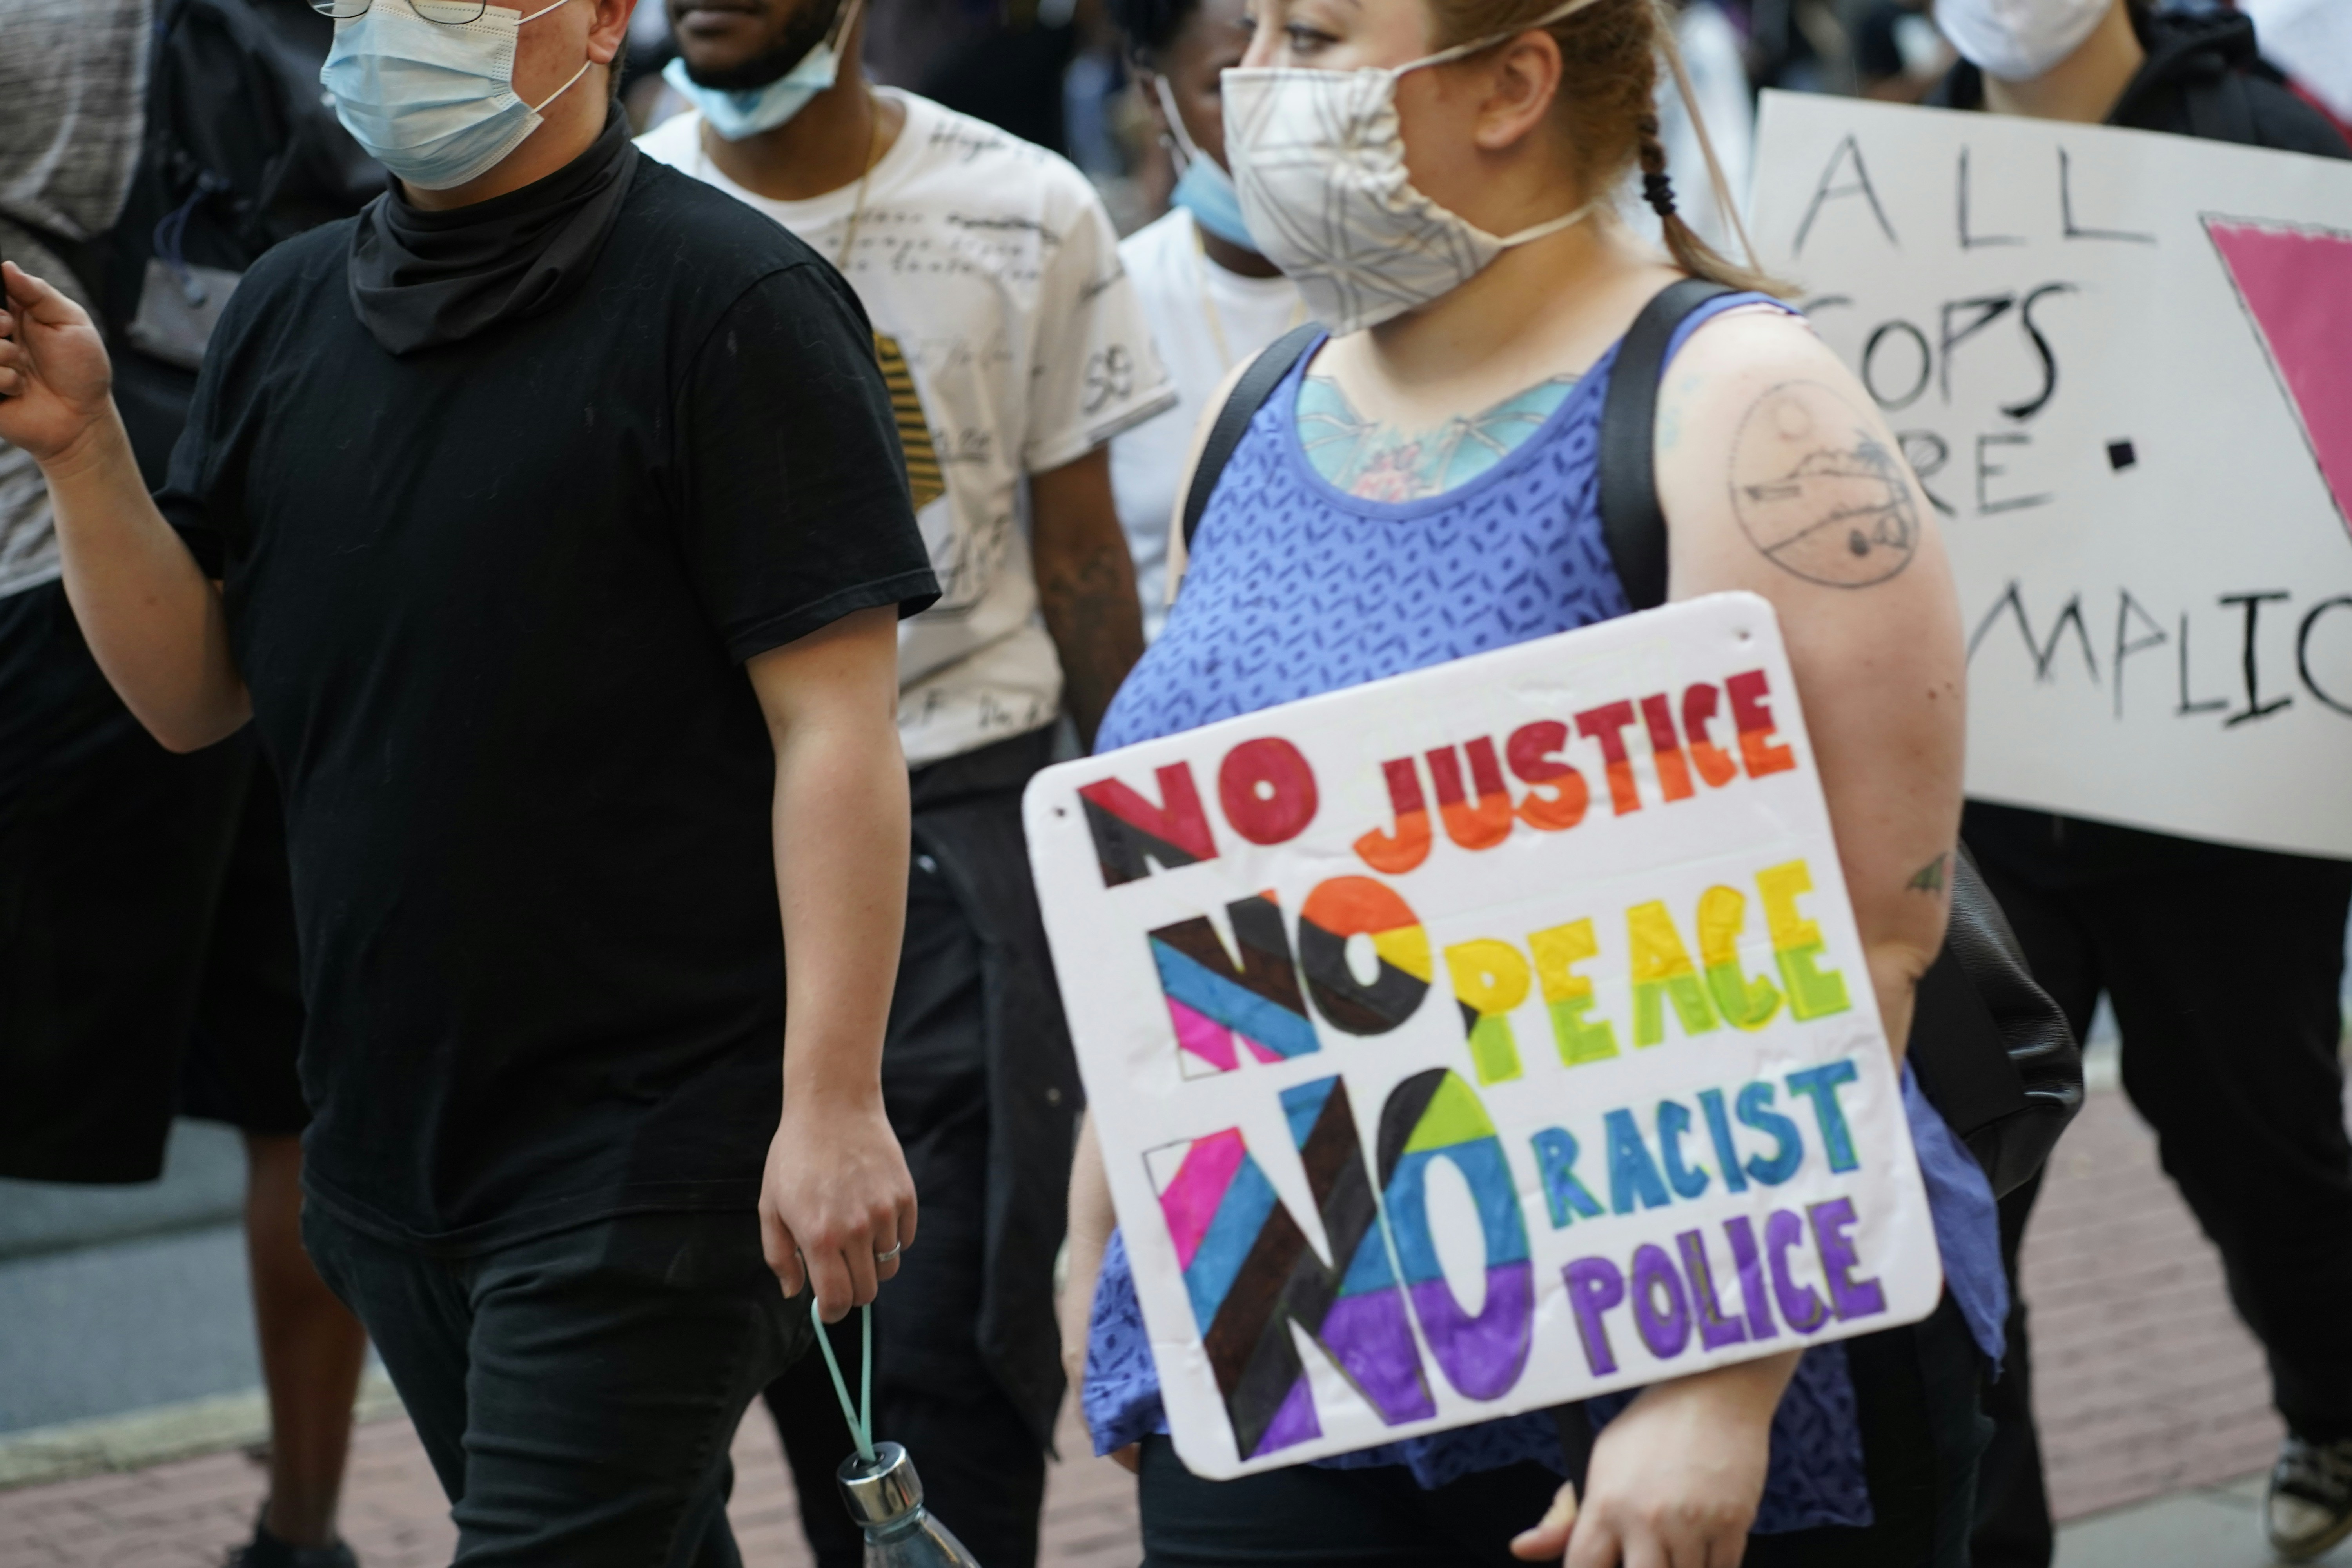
[1756,860,1852,1020]
[1149,1079,1434,1459]
[1377,1070,1535,1400]
[1697,885,1783,1031]
[1297,877,1431,1036]
[1148,892,1319,1076]
[1528,919,1620,1067]
[1626,900,1720,1047]
[1442,939,1530,1085]
[1079,763,1218,887]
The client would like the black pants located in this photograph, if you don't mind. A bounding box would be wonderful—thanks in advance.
[305,1205,807,1567]
[1963,803,2352,1568]
[764,848,1046,1568]
[1138,1296,1988,1568]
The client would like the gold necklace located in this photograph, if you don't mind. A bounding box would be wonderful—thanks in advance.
[1191,214,1305,371]
[834,90,884,273]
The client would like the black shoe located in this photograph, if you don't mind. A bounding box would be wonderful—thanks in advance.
[224,1508,359,1568]
[2266,1436,2352,1563]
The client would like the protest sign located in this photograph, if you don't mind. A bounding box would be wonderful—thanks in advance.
[1750,94,2352,858]
[1024,594,1941,1478]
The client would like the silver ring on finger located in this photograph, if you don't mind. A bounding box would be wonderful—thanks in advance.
[876,1244,904,1265]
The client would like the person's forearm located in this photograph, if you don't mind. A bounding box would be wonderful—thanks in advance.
[1866,941,1929,1069]
[1031,449,1144,750]
[1060,1115,1114,1393]
[1668,1346,1802,1413]
[771,702,911,1106]
[47,408,248,751]
[1037,543,1143,749]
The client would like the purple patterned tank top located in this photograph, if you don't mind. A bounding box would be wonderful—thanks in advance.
[1083,296,2004,1531]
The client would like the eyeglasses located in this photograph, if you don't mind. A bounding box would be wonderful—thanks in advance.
[311,0,494,22]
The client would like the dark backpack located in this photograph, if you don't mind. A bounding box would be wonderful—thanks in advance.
[102,0,385,483]
[1179,280,2084,1203]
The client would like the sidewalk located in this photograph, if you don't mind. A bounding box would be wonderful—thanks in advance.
[2,1069,2344,1568]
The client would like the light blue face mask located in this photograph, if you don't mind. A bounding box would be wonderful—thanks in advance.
[1152,75,1258,252]
[662,0,866,142]
[322,0,590,192]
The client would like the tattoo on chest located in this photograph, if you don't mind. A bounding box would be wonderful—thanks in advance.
[1729,380,1919,587]
[1298,374,1579,501]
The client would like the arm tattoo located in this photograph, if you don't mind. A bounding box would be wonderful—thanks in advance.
[1036,525,1143,752]
[1905,855,1948,895]
[1729,380,1919,587]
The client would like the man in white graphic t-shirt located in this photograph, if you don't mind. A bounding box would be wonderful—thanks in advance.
[643,5,1174,1563]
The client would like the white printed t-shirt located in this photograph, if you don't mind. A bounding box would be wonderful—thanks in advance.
[1110,207,1303,641]
[640,93,1177,766]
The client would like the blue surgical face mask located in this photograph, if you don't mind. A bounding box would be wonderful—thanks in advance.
[662,0,866,142]
[1152,75,1258,252]
[323,0,590,192]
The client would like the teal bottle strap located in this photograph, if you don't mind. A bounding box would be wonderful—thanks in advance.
[812,1298,877,1462]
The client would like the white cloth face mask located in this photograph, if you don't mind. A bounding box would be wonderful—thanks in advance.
[1222,0,1607,336]
[323,0,591,192]
[1933,0,2111,82]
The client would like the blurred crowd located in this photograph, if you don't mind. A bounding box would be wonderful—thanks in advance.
[607,0,2347,219]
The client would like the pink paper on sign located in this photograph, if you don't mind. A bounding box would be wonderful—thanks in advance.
[1158,1129,1247,1270]
[2205,218,2352,538]
[1167,997,1239,1073]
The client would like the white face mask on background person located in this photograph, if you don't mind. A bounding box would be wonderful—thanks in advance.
[663,0,868,141]
[322,0,590,192]
[1933,0,2112,82]
[1221,0,1606,336]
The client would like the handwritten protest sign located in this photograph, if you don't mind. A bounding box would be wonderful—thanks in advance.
[1025,594,1941,1477]
[1750,94,2352,858]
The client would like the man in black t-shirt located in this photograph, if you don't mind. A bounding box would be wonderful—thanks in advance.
[0,2,938,1562]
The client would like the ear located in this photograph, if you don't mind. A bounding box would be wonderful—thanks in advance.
[1474,27,1564,152]
[1137,67,1173,140]
[588,0,636,66]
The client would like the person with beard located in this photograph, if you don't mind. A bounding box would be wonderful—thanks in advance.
[0,0,939,1561]
[1924,2,2352,1564]
[641,4,1175,1563]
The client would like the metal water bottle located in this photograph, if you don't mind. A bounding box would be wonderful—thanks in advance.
[837,1442,983,1567]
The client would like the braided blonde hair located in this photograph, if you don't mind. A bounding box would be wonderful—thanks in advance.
[1426,0,1793,296]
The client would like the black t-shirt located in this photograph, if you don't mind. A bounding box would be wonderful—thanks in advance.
[160,159,938,1250]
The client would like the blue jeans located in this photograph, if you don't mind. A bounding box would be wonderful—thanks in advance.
[305,1204,808,1567]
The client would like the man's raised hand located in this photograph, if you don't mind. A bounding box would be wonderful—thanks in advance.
[0,263,118,467]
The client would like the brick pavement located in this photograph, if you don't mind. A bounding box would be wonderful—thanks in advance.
[0,1397,1138,1568]
[0,1077,2327,1567]
[2017,1083,2288,1521]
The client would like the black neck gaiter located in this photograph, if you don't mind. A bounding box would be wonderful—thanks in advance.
[348,106,639,357]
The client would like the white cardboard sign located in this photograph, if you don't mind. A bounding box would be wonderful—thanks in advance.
[1025,594,1941,1478]
[1750,93,2352,858]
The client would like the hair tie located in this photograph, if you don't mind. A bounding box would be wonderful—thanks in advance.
[1642,170,1677,216]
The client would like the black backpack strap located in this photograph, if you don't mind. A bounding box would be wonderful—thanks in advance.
[1181,322,1325,554]
[1595,278,1737,612]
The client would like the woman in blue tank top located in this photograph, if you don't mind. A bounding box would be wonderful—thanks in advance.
[1060,0,2000,1563]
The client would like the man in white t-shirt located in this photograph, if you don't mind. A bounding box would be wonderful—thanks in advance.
[642,4,1173,1563]
[1107,0,1305,640]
